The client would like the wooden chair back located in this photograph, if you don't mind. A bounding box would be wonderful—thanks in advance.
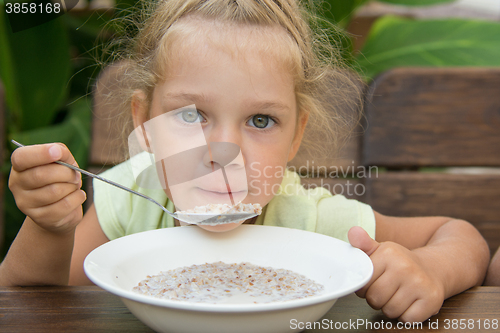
[362,68,500,255]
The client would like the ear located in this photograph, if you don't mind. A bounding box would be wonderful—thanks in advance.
[131,89,153,153]
[132,89,149,128]
[287,111,309,162]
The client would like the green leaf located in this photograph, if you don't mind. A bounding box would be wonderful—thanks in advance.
[10,97,92,168]
[320,0,370,28]
[0,10,71,131]
[378,0,456,6]
[356,16,500,80]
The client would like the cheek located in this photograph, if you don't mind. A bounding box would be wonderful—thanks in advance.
[243,138,291,176]
[246,162,286,203]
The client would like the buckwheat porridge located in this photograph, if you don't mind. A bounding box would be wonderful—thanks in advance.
[177,202,262,215]
[133,262,324,304]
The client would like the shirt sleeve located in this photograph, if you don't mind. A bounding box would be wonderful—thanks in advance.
[257,170,376,243]
[93,155,174,240]
[93,162,133,240]
[315,195,376,242]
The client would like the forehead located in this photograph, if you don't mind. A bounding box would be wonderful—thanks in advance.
[158,16,301,81]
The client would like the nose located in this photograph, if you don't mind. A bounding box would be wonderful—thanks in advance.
[203,142,244,170]
[203,122,244,169]
[157,142,243,187]
[204,121,242,148]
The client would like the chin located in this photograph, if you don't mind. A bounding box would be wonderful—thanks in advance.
[197,220,245,232]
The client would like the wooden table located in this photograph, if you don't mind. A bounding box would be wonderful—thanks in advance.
[1,286,499,332]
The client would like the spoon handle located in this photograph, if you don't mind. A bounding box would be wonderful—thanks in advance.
[11,140,173,217]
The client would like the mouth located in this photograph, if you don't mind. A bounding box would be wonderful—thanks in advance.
[197,188,247,196]
[195,188,247,205]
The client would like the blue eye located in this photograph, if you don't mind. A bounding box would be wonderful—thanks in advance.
[178,109,203,123]
[249,114,275,129]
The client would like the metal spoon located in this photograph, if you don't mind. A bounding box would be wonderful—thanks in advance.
[11,140,257,225]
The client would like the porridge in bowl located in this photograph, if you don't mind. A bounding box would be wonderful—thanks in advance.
[133,261,324,304]
[84,225,373,333]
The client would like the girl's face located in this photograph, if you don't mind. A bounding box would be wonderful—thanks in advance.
[133,22,307,231]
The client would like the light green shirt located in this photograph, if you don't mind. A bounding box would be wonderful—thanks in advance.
[94,156,376,242]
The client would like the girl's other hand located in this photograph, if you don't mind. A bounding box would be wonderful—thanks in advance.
[348,226,444,323]
[9,143,87,234]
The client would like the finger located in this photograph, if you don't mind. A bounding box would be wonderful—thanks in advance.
[380,287,417,319]
[398,287,443,323]
[363,274,400,310]
[398,298,439,323]
[21,182,83,208]
[355,255,387,298]
[348,226,380,256]
[53,142,79,166]
[27,189,87,227]
[11,143,78,172]
[14,163,81,190]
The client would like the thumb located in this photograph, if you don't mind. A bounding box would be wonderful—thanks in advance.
[348,226,379,256]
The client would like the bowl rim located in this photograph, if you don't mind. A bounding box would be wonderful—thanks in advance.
[84,225,373,313]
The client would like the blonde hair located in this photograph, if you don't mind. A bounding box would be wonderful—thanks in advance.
[99,0,362,161]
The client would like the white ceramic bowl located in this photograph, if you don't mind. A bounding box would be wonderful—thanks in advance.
[84,225,372,333]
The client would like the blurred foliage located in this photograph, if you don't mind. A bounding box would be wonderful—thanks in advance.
[0,1,119,257]
[379,0,455,6]
[0,12,70,132]
[357,16,500,79]
[322,0,500,80]
[318,0,371,28]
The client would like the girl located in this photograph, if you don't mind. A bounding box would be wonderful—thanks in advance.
[0,0,489,324]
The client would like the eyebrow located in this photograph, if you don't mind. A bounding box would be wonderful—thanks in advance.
[163,91,291,114]
[248,101,291,113]
[162,92,214,104]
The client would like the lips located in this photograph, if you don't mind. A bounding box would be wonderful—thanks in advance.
[197,188,247,195]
